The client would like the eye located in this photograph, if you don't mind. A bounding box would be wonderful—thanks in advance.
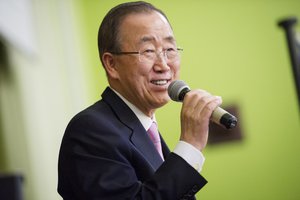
[141,49,156,58]
[142,49,155,54]
[166,47,176,52]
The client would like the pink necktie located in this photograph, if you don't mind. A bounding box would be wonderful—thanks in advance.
[147,121,164,160]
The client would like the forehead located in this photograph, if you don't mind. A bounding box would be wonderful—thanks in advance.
[118,11,175,46]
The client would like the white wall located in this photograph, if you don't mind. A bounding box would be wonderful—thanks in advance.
[0,0,89,199]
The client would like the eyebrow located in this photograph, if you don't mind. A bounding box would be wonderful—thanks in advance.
[139,35,176,44]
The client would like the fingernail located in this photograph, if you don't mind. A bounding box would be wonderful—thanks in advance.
[216,96,222,103]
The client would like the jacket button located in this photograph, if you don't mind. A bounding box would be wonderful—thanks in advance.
[192,185,199,192]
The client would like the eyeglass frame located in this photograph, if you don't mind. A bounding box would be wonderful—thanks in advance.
[109,47,183,63]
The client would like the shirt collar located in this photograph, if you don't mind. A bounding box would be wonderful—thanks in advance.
[111,88,156,131]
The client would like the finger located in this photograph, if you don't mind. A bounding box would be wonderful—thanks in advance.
[181,90,209,119]
[199,96,222,120]
[182,89,209,109]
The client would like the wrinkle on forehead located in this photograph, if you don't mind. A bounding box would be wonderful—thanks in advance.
[119,11,175,49]
[139,35,176,44]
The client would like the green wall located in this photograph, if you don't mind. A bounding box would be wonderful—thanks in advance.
[76,0,300,199]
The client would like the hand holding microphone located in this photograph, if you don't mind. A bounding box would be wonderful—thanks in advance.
[168,80,237,129]
[168,80,237,151]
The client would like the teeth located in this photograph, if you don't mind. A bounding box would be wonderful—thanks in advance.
[151,80,168,85]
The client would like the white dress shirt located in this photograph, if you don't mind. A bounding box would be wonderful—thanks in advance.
[111,88,205,173]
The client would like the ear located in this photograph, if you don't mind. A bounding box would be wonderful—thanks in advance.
[102,52,119,79]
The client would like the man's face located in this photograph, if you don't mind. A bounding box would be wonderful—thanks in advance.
[110,11,180,116]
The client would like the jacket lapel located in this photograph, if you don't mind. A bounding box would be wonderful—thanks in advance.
[102,87,164,170]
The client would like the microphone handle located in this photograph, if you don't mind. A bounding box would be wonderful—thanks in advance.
[211,107,237,129]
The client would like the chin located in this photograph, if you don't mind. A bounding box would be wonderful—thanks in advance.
[154,96,170,108]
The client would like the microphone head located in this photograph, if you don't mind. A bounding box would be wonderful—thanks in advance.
[168,80,190,102]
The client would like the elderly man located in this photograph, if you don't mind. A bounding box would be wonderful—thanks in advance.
[58,1,222,199]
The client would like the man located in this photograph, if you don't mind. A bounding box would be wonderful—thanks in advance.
[58,1,222,199]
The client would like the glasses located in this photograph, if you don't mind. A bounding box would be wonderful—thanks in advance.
[110,47,183,63]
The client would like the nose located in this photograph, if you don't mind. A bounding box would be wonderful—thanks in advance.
[153,52,170,72]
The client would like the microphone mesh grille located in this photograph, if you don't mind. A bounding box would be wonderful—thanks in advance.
[168,80,189,102]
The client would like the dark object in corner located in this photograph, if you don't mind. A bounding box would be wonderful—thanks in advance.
[0,174,24,200]
[278,17,300,109]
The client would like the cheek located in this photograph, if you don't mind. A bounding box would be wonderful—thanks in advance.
[122,64,150,85]
[174,71,180,79]
[135,63,153,77]
[171,61,180,77]
[118,58,141,76]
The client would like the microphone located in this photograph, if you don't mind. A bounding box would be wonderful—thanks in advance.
[168,80,237,129]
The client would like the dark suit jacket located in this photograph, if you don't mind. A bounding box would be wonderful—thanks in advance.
[58,87,207,200]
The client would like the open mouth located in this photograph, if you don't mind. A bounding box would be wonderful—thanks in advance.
[150,79,170,86]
